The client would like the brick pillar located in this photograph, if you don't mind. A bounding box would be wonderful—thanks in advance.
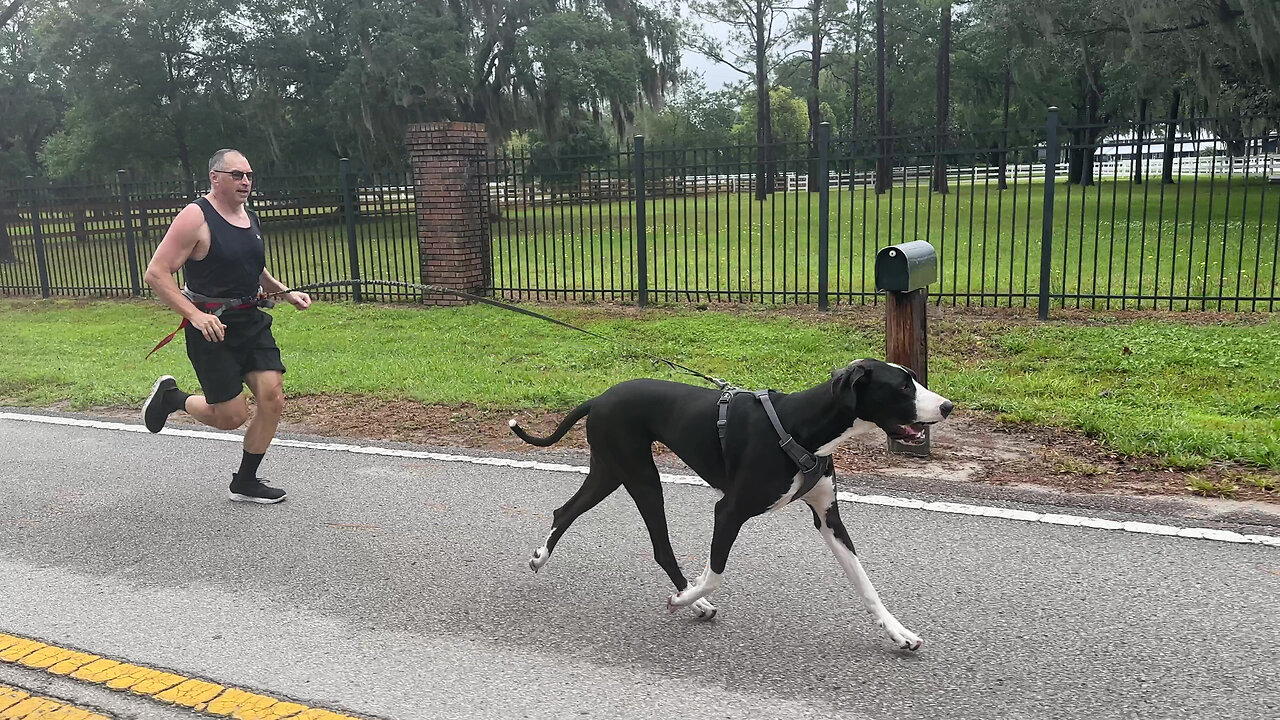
[405,122,490,305]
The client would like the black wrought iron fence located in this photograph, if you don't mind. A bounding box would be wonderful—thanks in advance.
[0,163,419,303]
[3,109,1278,314]
[478,109,1279,312]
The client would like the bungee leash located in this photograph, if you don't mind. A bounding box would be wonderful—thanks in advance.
[149,278,731,390]
[147,278,831,491]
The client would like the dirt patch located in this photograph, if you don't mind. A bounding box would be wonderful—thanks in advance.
[255,394,1278,506]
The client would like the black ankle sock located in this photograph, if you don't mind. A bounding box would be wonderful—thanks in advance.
[237,451,266,482]
[164,387,190,414]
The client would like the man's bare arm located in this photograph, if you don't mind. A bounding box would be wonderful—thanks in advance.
[260,269,311,309]
[145,205,227,341]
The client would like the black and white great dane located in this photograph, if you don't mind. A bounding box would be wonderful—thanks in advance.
[509,358,953,650]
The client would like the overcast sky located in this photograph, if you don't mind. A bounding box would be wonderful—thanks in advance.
[675,8,743,94]
[676,8,805,96]
[682,46,742,93]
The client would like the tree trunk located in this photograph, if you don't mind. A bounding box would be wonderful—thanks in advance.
[1068,102,1085,185]
[998,52,1011,190]
[755,0,770,201]
[874,0,891,194]
[163,50,193,178]
[808,0,823,193]
[0,202,14,263]
[850,56,860,137]
[1069,58,1104,187]
[1132,98,1147,184]
[1081,84,1100,186]
[0,0,24,29]
[1219,117,1247,157]
[174,118,193,179]
[851,0,861,138]
[1161,90,1180,184]
[931,1,951,194]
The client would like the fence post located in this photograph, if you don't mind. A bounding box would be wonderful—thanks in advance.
[117,169,142,297]
[1037,106,1060,321]
[27,176,51,299]
[339,157,363,303]
[817,122,831,310]
[633,134,648,308]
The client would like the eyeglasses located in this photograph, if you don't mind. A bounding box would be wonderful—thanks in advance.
[213,169,255,182]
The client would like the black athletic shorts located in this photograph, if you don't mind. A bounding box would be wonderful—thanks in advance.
[184,308,286,404]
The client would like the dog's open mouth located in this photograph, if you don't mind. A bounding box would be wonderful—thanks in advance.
[886,423,928,445]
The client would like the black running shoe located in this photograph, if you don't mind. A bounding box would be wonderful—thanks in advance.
[142,375,178,433]
[228,473,287,504]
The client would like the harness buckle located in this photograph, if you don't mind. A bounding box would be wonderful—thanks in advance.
[779,437,819,474]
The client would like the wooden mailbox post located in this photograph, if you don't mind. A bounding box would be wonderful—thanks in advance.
[874,240,938,457]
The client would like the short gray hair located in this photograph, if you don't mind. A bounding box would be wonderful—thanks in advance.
[208,149,245,173]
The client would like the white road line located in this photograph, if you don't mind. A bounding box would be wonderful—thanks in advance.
[3,410,1278,548]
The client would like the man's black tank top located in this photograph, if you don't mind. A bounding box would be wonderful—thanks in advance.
[184,197,266,299]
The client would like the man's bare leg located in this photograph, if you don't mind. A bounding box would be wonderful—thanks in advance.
[242,370,284,454]
[225,370,287,503]
[183,394,249,430]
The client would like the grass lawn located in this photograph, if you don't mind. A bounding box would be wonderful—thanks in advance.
[1,297,1277,472]
[3,177,1277,311]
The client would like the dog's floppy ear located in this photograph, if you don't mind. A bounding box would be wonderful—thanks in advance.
[831,360,869,398]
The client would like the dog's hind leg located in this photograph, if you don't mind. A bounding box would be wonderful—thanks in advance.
[666,495,747,615]
[802,481,922,651]
[623,466,717,620]
[529,464,622,573]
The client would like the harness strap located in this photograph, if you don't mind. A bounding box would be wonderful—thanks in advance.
[717,387,831,504]
[716,387,748,458]
[752,390,831,501]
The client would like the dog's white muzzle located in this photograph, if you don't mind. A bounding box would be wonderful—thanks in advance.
[914,381,953,424]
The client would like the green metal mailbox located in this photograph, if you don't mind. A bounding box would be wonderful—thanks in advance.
[875,241,938,293]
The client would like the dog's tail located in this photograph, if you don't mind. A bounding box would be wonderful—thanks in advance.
[509,401,592,447]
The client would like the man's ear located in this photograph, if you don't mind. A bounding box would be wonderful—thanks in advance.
[831,360,869,398]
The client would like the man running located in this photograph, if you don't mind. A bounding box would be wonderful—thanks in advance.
[141,148,311,504]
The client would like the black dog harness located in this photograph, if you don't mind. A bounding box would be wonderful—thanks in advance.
[716,387,833,503]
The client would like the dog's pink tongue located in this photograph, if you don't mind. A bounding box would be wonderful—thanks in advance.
[895,424,924,441]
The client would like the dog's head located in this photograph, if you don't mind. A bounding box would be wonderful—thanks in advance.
[831,359,953,445]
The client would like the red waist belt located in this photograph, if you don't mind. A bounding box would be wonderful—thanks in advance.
[146,301,258,358]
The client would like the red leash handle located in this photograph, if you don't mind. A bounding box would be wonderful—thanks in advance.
[146,318,189,359]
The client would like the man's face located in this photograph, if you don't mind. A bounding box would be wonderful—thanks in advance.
[210,153,254,204]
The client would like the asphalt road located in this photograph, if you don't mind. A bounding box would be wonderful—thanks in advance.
[0,413,1277,720]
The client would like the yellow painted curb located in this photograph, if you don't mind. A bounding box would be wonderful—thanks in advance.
[0,633,366,720]
[0,681,112,719]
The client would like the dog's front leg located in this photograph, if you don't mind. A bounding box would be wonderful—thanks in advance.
[667,497,743,614]
[805,484,923,651]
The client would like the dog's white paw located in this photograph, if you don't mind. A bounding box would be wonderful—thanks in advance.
[529,547,549,573]
[884,622,922,651]
[691,598,717,620]
[667,589,708,614]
